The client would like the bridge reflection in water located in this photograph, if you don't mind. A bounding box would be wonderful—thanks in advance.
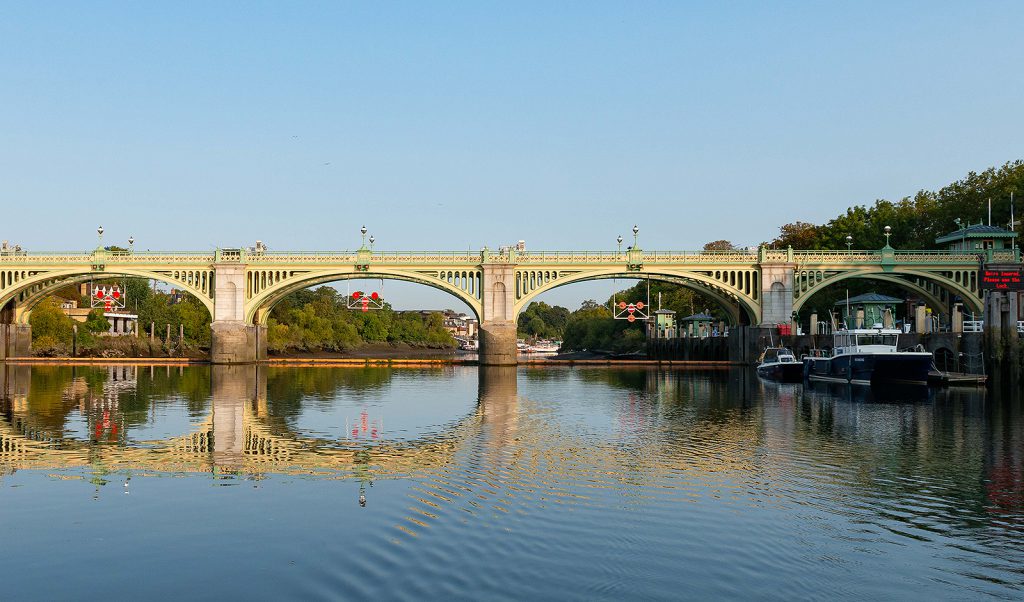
[2,363,1022,598]
[0,364,513,478]
[2,364,1020,528]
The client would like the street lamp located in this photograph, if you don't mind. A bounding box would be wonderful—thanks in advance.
[369,235,375,251]
[845,235,853,251]
[617,235,623,255]
[883,225,892,248]
[128,236,135,253]
[632,225,639,248]
[360,225,367,248]
[954,218,965,250]
[97,225,104,246]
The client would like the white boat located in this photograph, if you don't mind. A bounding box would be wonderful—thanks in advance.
[527,340,561,353]
[803,328,932,385]
[756,347,803,382]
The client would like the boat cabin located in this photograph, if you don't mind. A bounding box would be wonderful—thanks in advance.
[759,347,798,364]
[832,329,900,356]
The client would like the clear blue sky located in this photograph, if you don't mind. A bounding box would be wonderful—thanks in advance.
[3,2,1022,310]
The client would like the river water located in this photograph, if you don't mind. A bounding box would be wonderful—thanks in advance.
[0,364,1021,600]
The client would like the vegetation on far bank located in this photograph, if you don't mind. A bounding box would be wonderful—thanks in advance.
[265,286,456,353]
[770,161,1023,250]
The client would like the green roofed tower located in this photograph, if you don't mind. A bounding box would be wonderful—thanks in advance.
[936,222,1017,251]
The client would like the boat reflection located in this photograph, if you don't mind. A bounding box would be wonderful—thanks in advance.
[802,378,935,403]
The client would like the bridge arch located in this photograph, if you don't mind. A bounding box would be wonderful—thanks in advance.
[792,269,981,316]
[0,268,215,325]
[245,268,483,325]
[513,268,760,325]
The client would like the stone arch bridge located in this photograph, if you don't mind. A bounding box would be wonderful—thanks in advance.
[1,245,1015,364]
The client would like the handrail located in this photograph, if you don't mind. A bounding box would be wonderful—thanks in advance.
[0,248,1018,265]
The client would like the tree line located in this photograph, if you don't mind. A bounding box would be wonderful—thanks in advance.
[519,277,730,354]
[30,280,457,356]
[770,161,1023,250]
[266,286,455,353]
[29,277,213,356]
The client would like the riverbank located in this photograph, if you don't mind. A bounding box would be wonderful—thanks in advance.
[4,339,743,366]
[4,356,735,367]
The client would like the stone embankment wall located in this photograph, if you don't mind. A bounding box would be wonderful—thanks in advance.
[649,327,987,368]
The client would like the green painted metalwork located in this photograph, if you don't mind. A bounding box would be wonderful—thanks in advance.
[0,245,1018,325]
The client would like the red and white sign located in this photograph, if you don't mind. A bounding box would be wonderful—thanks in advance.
[347,290,384,311]
[91,285,126,309]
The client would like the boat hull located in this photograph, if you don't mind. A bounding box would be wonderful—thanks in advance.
[756,362,804,383]
[803,352,933,386]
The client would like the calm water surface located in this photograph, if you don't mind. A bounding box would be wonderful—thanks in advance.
[1,364,1021,600]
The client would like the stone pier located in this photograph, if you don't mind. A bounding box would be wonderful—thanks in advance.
[210,262,266,364]
[479,263,518,365]
[0,324,31,360]
[759,255,796,327]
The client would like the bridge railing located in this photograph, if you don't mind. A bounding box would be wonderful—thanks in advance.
[251,251,483,264]
[770,249,1018,264]
[514,250,761,264]
[1,248,1018,266]
[0,251,217,264]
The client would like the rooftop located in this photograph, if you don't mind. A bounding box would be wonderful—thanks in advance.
[935,222,1017,245]
[834,292,904,306]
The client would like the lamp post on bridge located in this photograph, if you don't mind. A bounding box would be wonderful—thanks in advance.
[883,225,892,248]
[632,225,639,249]
[360,225,368,249]
[845,235,853,251]
[128,236,135,254]
[97,225,104,248]
[369,235,375,251]
[617,235,623,256]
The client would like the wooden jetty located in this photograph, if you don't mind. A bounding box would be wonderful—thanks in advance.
[928,370,987,386]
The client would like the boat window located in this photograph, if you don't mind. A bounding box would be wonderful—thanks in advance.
[855,334,898,346]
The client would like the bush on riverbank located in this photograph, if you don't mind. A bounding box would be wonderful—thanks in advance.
[266,286,456,354]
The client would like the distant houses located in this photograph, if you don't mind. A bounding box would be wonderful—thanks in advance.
[398,309,478,340]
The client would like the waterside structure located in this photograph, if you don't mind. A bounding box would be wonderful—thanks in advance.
[0,231,1022,370]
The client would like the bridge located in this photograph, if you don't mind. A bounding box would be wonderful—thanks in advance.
[1,242,1017,364]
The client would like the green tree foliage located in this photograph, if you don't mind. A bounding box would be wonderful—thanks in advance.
[29,298,74,351]
[702,240,738,251]
[83,309,110,333]
[771,161,1024,250]
[559,277,734,353]
[561,301,620,351]
[117,278,213,346]
[517,302,570,339]
[265,286,456,353]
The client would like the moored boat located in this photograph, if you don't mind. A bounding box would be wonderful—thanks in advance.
[527,340,561,353]
[756,347,804,382]
[803,328,932,386]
